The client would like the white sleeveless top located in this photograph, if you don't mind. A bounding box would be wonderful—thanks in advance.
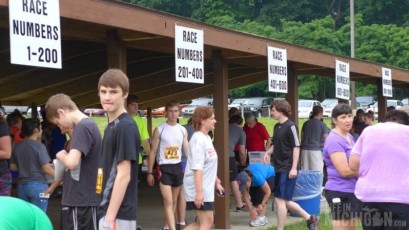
[157,122,186,165]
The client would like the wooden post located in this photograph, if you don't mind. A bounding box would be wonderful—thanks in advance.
[377,80,386,122]
[285,64,299,123]
[212,50,230,229]
[106,29,127,72]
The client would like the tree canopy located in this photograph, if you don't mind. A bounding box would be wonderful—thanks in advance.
[120,0,409,100]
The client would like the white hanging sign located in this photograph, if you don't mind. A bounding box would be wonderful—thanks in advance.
[175,25,204,84]
[382,67,393,97]
[9,0,62,69]
[268,46,287,93]
[335,60,350,100]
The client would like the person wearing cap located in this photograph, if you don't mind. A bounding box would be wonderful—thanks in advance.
[236,163,275,227]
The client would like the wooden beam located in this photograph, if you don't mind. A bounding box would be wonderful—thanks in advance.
[212,50,230,229]
[286,64,299,123]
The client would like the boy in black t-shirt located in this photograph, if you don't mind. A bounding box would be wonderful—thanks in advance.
[265,100,317,230]
[46,93,102,230]
[97,69,140,230]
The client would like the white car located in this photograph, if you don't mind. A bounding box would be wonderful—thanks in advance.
[298,100,322,119]
[366,100,403,119]
[181,98,213,117]
[228,98,248,110]
[321,98,339,117]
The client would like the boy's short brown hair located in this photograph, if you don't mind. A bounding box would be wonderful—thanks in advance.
[165,101,180,111]
[98,69,129,95]
[45,93,78,120]
[271,100,292,117]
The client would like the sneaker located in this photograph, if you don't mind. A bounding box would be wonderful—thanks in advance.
[249,216,266,227]
[176,223,186,230]
[236,204,248,212]
[261,216,268,224]
[306,215,318,230]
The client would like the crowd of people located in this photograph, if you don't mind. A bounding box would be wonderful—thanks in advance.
[1,70,408,230]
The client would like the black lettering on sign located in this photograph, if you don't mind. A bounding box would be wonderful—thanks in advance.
[339,63,347,72]
[22,0,48,16]
[272,50,282,60]
[183,30,197,43]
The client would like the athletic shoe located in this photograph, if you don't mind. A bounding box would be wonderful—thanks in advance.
[306,215,318,230]
[236,204,248,212]
[249,216,266,227]
[176,223,186,230]
[261,216,268,224]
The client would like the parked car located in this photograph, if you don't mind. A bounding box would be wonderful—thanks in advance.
[298,100,322,119]
[402,98,409,106]
[84,108,106,116]
[2,105,29,115]
[181,98,213,117]
[321,98,338,117]
[356,96,376,109]
[242,97,273,117]
[143,103,189,117]
[228,98,248,110]
[366,99,403,119]
[26,107,42,117]
[321,98,363,117]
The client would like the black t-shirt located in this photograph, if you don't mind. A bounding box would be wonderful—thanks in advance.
[272,119,300,172]
[62,118,102,207]
[98,113,140,220]
[0,121,10,174]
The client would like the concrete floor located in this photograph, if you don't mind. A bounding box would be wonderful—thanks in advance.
[46,182,325,230]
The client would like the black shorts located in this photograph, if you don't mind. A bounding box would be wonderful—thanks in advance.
[229,157,238,182]
[324,189,362,220]
[361,202,409,230]
[61,206,98,230]
[159,163,184,187]
[186,201,214,211]
[274,172,296,200]
[249,176,275,206]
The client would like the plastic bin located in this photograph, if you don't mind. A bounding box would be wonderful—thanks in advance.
[290,170,323,217]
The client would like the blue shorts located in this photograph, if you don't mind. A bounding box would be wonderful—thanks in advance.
[274,172,297,200]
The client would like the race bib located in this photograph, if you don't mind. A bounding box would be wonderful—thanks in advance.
[164,146,179,159]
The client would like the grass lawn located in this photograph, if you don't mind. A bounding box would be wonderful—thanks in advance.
[90,115,333,137]
[268,212,363,230]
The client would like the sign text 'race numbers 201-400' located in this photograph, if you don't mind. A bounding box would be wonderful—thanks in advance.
[175,25,204,84]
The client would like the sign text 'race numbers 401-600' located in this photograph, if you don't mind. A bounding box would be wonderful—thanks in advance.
[175,25,204,84]
[268,46,288,93]
[9,0,62,69]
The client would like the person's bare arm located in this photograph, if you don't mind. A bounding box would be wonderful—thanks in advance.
[182,129,189,158]
[0,136,11,160]
[105,160,131,228]
[147,128,159,186]
[42,163,55,178]
[56,149,82,170]
[141,139,151,155]
[349,154,360,175]
[239,144,246,165]
[330,152,358,178]
[289,147,300,178]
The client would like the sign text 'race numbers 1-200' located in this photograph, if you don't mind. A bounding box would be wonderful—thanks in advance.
[9,0,62,69]
[27,46,58,64]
